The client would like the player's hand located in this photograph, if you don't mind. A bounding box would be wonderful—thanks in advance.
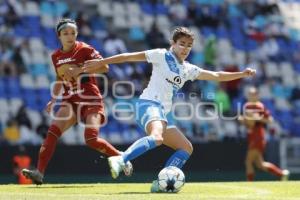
[45,100,55,114]
[84,59,103,68]
[64,65,82,82]
[242,68,256,77]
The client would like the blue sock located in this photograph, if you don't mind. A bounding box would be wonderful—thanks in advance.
[165,149,190,169]
[122,136,157,163]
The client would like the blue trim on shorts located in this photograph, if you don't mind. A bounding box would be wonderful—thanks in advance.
[135,99,176,132]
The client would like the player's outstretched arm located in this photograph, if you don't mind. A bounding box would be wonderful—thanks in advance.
[196,68,256,81]
[82,52,147,73]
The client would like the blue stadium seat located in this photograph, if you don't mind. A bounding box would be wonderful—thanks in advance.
[42,27,59,49]
[22,89,39,110]
[294,62,300,73]
[30,64,49,76]
[4,77,22,98]
[54,1,69,16]
[13,23,30,38]
[40,1,55,16]
[274,110,293,131]
[0,78,6,98]
[24,16,41,38]
[88,38,104,53]
[201,27,215,37]
[216,25,228,38]
[155,3,168,15]
[140,3,154,15]
[245,38,258,51]
[129,27,145,41]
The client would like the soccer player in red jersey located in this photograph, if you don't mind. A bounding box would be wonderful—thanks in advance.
[22,19,132,184]
[238,87,289,181]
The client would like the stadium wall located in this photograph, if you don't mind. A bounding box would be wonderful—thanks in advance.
[1,140,281,176]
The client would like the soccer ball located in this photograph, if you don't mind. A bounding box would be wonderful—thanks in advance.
[157,166,185,193]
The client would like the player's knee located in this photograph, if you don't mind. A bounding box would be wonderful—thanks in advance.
[150,132,164,146]
[245,159,252,167]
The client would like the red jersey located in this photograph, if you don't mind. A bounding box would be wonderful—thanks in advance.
[245,101,270,152]
[51,41,102,101]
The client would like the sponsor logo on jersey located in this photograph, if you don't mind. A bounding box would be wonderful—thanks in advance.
[165,76,181,88]
[57,58,76,65]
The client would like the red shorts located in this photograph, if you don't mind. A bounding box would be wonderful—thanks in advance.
[248,141,266,153]
[62,98,106,125]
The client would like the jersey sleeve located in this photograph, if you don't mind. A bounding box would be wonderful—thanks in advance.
[85,46,102,60]
[186,64,203,81]
[145,48,165,64]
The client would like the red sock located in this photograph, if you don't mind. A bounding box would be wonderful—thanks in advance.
[264,162,283,177]
[247,173,254,181]
[84,128,120,156]
[37,124,62,174]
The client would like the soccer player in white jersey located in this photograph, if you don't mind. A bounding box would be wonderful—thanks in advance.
[66,27,256,192]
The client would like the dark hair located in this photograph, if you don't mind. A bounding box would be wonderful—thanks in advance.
[56,18,77,34]
[171,27,194,42]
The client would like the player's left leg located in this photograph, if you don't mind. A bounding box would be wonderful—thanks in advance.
[162,127,193,168]
[254,150,289,180]
[245,149,257,181]
[84,112,120,156]
[151,125,192,193]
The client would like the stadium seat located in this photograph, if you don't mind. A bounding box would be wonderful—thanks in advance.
[155,3,168,15]
[112,2,126,17]
[4,77,22,98]
[127,2,141,16]
[36,75,50,89]
[113,15,129,29]
[24,1,40,16]
[97,0,112,17]
[140,2,155,15]
[129,27,145,41]
[41,14,56,28]
[156,15,171,31]
[128,15,142,28]
[54,1,69,17]
[0,99,10,116]
[265,62,280,78]
[142,14,155,32]
[20,74,35,89]
[9,98,24,116]
[26,109,42,129]
[40,1,55,16]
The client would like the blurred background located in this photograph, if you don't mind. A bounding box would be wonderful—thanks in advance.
[0,0,300,184]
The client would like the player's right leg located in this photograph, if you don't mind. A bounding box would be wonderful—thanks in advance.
[22,104,76,185]
[254,150,289,180]
[245,149,256,181]
[108,100,167,179]
[108,120,166,179]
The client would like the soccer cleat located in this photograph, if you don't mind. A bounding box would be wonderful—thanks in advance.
[22,169,44,185]
[150,180,163,193]
[123,161,133,177]
[281,169,290,181]
[108,155,125,179]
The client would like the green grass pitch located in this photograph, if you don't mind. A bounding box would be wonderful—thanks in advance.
[0,181,299,200]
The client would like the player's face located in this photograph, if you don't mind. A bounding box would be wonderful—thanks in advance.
[172,36,193,62]
[248,89,259,102]
[58,27,78,50]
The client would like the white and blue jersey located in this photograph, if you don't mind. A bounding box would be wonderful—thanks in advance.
[136,48,203,131]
